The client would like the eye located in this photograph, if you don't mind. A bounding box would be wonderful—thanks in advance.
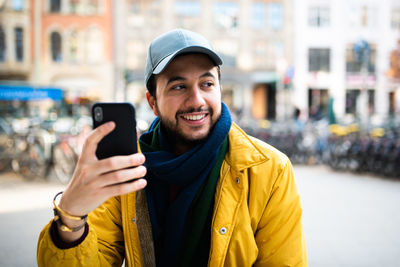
[171,84,185,90]
[202,82,214,88]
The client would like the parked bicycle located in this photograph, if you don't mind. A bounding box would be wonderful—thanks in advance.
[9,116,91,184]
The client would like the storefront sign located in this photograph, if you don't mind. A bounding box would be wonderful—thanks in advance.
[0,84,63,101]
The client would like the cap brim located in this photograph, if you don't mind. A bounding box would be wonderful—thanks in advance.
[152,46,223,75]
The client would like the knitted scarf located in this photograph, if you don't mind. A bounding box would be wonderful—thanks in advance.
[139,102,232,266]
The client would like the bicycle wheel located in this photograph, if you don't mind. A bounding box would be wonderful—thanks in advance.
[17,141,48,180]
[53,142,77,184]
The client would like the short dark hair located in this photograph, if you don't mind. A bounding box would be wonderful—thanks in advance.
[147,65,221,99]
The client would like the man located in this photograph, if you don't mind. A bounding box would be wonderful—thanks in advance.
[37,29,307,267]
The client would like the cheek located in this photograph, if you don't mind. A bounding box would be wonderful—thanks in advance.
[158,98,178,116]
[211,92,222,115]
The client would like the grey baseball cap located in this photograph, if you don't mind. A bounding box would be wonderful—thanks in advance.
[145,29,223,89]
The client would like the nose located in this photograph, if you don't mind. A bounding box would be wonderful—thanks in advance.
[185,85,206,108]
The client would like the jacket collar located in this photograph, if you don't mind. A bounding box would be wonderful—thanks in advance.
[225,123,270,171]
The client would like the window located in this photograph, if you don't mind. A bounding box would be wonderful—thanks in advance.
[308,6,330,27]
[361,5,368,27]
[50,0,61,13]
[392,8,400,30]
[309,48,330,72]
[345,89,375,115]
[68,30,78,63]
[308,89,329,119]
[346,42,376,73]
[14,27,23,62]
[212,2,239,30]
[12,0,24,11]
[85,27,103,63]
[268,3,283,30]
[251,3,266,29]
[50,32,62,62]
[347,4,377,28]
[0,26,5,62]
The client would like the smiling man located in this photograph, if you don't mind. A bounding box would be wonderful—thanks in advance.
[146,53,222,153]
[37,29,307,267]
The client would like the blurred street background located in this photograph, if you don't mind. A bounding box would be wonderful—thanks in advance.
[1,0,400,266]
[1,167,400,267]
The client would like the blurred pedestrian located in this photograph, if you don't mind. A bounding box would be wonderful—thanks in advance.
[294,107,305,133]
[37,29,307,267]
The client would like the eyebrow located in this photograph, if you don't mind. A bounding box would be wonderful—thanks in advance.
[166,71,216,85]
[166,76,186,85]
[200,71,216,79]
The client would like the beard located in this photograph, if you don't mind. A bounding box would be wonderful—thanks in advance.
[155,102,217,150]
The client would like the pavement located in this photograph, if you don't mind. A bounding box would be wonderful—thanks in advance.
[0,166,399,266]
[0,172,63,267]
[294,165,400,267]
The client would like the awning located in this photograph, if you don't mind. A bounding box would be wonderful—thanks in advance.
[0,84,64,101]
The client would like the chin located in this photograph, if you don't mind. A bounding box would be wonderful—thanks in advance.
[179,129,208,143]
[187,128,210,139]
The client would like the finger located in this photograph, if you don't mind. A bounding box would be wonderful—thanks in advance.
[81,122,115,159]
[103,178,147,198]
[93,153,146,175]
[93,165,147,188]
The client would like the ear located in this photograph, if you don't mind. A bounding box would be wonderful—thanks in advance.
[146,91,159,116]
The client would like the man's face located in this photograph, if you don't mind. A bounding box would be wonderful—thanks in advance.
[146,53,222,151]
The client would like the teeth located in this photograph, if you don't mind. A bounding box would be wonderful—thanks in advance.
[183,114,205,121]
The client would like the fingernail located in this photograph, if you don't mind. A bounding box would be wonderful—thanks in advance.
[106,121,115,129]
[139,179,147,187]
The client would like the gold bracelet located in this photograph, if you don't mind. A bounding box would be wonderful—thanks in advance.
[53,209,87,232]
[52,191,88,221]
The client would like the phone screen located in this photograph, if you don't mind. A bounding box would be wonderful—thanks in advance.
[92,103,137,159]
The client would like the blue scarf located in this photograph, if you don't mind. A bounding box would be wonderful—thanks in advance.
[139,103,232,266]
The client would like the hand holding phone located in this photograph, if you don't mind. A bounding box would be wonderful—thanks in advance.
[54,103,147,243]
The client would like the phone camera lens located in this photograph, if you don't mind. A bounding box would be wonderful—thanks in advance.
[94,107,103,122]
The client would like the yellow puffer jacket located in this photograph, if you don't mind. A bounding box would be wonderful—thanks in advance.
[37,123,307,266]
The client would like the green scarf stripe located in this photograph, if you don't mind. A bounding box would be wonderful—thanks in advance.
[139,123,160,152]
[178,138,229,266]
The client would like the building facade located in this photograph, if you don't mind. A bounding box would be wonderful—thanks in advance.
[118,0,294,122]
[0,0,113,115]
[32,0,113,102]
[293,0,400,125]
[0,0,31,80]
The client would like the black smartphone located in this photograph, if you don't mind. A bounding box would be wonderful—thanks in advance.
[92,102,137,160]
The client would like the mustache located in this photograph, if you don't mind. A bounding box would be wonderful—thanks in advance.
[176,107,211,116]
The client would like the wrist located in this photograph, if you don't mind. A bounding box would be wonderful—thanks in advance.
[54,214,87,243]
[52,191,88,242]
[54,210,87,232]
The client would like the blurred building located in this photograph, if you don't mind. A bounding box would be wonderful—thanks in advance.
[293,0,400,124]
[0,0,31,80]
[118,0,294,121]
[0,0,113,117]
[31,0,113,102]
[387,38,400,114]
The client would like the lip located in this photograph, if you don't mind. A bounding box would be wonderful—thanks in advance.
[179,112,209,125]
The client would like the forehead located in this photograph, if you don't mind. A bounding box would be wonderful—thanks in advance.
[159,53,218,77]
